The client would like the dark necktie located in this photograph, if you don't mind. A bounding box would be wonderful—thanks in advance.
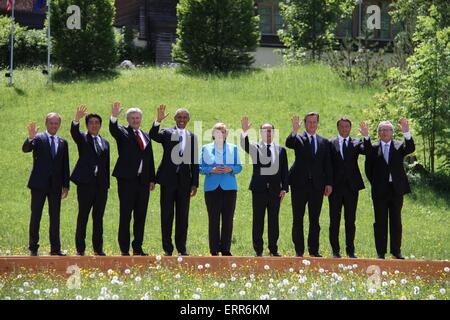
[342,138,348,159]
[135,130,144,151]
[179,135,184,157]
[94,136,102,156]
[267,144,272,159]
[50,136,56,159]
[310,136,316,156]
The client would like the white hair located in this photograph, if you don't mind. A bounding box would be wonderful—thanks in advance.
[175,108,190,118]
[126,107,143,119]
[378,120,394,132]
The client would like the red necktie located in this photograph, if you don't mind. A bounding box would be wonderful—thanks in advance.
[135,130,144,151]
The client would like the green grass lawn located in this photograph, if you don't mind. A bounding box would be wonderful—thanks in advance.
[0,64,449,259]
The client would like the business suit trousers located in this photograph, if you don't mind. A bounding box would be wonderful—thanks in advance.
[252,190,281,254]
[373,183,403,256]
[204,187,237,255]
[29,187,62,253]
[75,179,108,254]
[291,181,324,256]
[117,177,150,254]
[328,185,358,256]
[160,184,191,254]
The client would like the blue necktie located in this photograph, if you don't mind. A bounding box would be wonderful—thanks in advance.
[310,136,316,157]
[383,143,390,164]
[50,136,56,159]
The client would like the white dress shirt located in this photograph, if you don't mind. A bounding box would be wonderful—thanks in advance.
[45,130,59,151]
[305,132,318,154]
[338,135,350,159]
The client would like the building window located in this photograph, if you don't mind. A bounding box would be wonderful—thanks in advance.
[257,0,283,35]
[359,0,401,41]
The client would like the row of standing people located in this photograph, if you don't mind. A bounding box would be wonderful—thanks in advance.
[22,103,415,259]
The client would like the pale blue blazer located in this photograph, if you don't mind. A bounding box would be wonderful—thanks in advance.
[200,142,242,192]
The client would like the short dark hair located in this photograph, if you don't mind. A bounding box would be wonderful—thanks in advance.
[85,113,102,126]
[304,112,319,124]
[337,117,352,127]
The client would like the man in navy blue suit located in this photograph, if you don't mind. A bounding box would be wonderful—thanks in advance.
[71,106,110,256]
[22,113,70,256]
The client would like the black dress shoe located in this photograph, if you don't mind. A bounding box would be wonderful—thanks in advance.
[332,253,342,258]
[270,252,281,257]
[164,251,173,256]
[393,254,405,260]
[221,251,232,256]
[94,251,106,256]
[121,252,130,256]
[50,251,66,256]
[255,252,263,257]
[310,253,322,258]
[76,252,85,256]
[211,252,219,256]
[377,254,385,259]
[30,250,38,257]
[178,251,189,256]
[348,254,358,259]
[133,251,148,256]
[296,253,304,257]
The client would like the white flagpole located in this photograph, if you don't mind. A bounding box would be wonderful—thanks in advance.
[47,0,51,83]
[8,0,15,87]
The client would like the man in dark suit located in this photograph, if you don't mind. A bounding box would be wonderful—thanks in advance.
[70,106,110,256]
[240,117,289,257]
[328,117,366,258]
[109,102,156,256]
[149,104,199,256]
[361,118,415,259]
[286,112,332,257]
[22,113,70,256]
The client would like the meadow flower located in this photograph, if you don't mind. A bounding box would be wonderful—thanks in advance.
[18,288,24,293]
[428,295,436,300]
[174,273,181,279]
[444,267,450,273]
[219,283,225,289]
[75,295,83,300]
[112,294,119,300]
[260,294,270,300]
[245,282,252,288]
[107,269,114,275]
[368,288,376,294]
[177,257,183,263]
[264,265,270,270]
[382,281,388,287]
[213,282,219,287]
[155,255,162,261]
[302,260,311,266]
[192,294,200,300]
[439,288,446,294]
[124,269,131,275]
[196,288,202,293]
[230,276,236,282]
[174,294,180,299]
[33,289,40,295]
[289,268,294,273]
[319,268,325,273]
[306,292,313,299]
[400,279,407,285]
[197,265,204,270]
[52,288,59,294]
[135,276,142,282]
[382,271,387,276]
[239,290,246,296]
[282,279,290,286]
[154,286,160,291]
[23,282,30,287]
[231,263,237,269]
[390,280,396,286]
[205,263,210,269]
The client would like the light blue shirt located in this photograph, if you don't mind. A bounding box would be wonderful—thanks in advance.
[200,142,242,192]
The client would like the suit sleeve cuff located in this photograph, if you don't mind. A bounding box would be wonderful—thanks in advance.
[110,116,117,123]
[154,121,160,126]
[72,120,79,125]
[403,132,412,140]
[364,136,370,141]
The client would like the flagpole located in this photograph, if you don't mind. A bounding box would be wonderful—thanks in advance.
[8,0,15,87]
[47,0,51,83]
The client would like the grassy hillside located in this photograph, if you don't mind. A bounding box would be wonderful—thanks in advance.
[0,64,448,259]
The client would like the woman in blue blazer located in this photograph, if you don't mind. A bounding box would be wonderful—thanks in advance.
[200,123,242,256]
